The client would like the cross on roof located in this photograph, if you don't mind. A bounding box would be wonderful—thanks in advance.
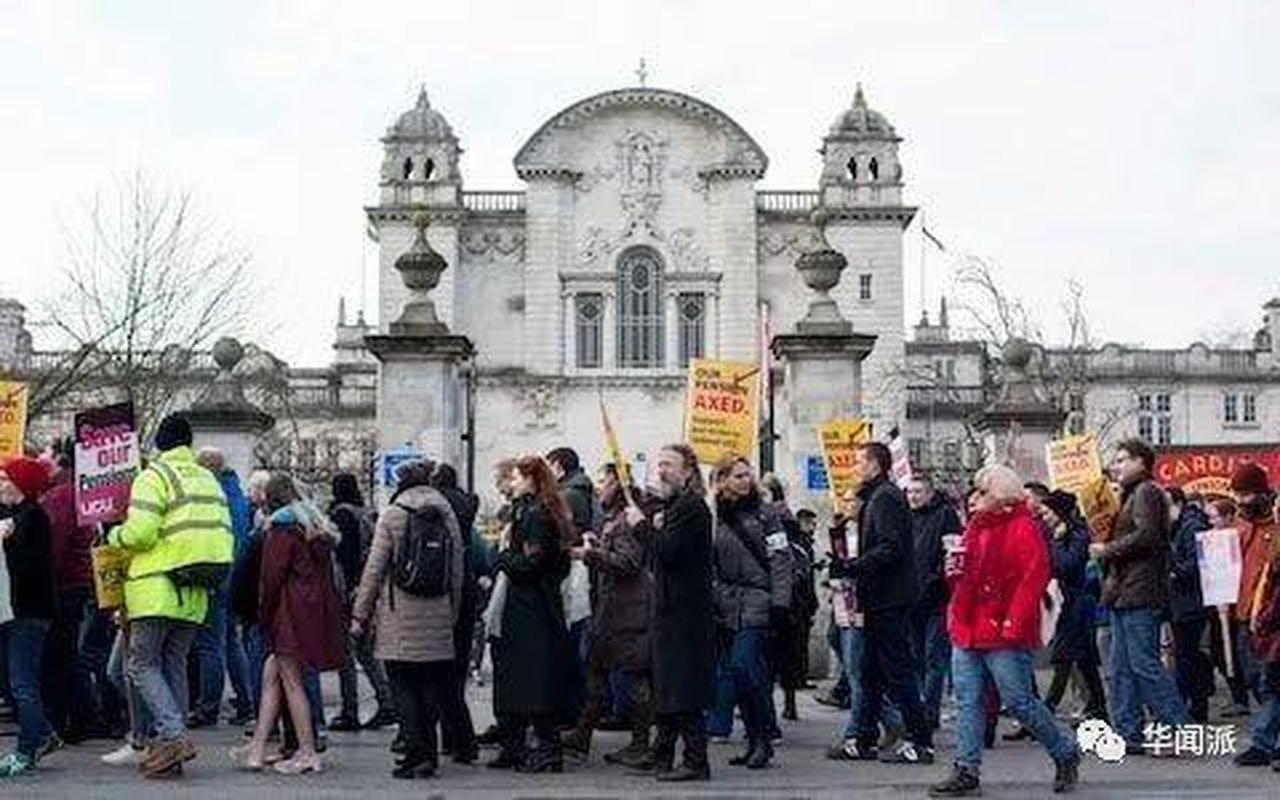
[635,58,648,87]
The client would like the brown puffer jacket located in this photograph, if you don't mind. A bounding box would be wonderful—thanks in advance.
[1098,478,1170,610]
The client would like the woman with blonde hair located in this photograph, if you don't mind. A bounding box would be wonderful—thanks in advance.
[929,464,1080,797]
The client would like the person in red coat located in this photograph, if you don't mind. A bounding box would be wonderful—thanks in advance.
[231,474,343,775]
[929,465,1080,798]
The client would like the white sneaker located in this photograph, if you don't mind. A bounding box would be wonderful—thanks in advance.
[101,743,144,766]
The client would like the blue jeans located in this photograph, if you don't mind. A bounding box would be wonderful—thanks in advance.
[192,590,229,719]
[1109,608,1189,744]
[109,629,153,743]
[5,619,53,757]
[911,609,951,729]
[953,647,1078,771]
[127,618,198,742]
[1247,656,1280,753]
[707,627,772,740]
[838,625,902,740]
[223,606,251,715]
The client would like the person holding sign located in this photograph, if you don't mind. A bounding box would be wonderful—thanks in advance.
[563,463,656,768]
[0,456,57,778]
[627,443,715,782]
[1087,439,1188,755]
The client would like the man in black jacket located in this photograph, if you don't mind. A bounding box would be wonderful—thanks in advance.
[836,442,934,764]
[906,474,960,732]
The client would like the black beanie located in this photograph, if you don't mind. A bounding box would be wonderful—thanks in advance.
[154,413,193,452]
[1044,490,1079,524]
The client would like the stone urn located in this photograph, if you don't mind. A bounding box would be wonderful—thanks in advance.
[795,247,851,334]
[392,212,449,334]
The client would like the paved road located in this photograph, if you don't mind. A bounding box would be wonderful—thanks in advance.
[7,678,1279,799]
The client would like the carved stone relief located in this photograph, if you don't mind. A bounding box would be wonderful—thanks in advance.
[461,229,526,262]
[758,228,823,258]
[518,382,560,429]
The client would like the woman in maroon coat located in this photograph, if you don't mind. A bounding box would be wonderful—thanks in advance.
[232,474,343,775]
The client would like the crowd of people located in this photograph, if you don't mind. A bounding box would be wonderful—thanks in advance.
[1,416,1280,796]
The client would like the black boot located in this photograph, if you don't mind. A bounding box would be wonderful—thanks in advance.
[783,689,798,721]
[929,764,981,797]
[656,763,710,782]
[746,738,774,770]
[392,751,436,779]
[1053,752,1080,794]
[521,744,563,774]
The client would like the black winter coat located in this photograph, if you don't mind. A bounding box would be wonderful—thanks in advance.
[327,501,366,596]
[845,475,918,613]
[437,486,481,613]
[558,469,596,536]
[1168,504,1209,622]
[1047,520,1100,664]
[643,488,715,714]
[713,493,792,631]
[1,501,57,620]
[493,496,571,715]
[911,494,962,611]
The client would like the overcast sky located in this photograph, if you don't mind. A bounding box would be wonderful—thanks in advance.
[2,1,1277,365]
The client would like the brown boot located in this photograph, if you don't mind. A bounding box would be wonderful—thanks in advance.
[140,739,187,778]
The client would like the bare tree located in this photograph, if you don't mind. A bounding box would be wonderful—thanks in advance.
[30,170,253,438]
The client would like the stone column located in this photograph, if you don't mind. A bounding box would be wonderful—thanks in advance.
[973,339,1065,483]
[366,212,475,502]
[771,244,876,680]
[184,337,275,482]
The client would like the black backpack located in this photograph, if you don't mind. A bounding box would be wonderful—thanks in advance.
[391,502,452,601]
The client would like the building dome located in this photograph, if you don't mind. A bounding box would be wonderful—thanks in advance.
[385,87,456,142]
[828,84,897,139]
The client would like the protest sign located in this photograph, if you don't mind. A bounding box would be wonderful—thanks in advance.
[1197,528,1243,607]
[1047,435,1116,540]
[0,381,28,457]
[1198,527,1244,676]
[683,358,760,465]
[1047,434,1104,494]
[599,395,634,505]
[74,403,139,527]
[818,418,871,507]
[889,431,913,488]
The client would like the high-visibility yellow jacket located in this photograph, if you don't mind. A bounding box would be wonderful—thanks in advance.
[109,446,233,623]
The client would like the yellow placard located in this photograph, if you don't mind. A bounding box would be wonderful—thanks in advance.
[819,418,872,509]
[91,544,131,610]
[1078,476,1121,543]
[0,381,28,458]
[683,358,761,465]
[1046,434,1103,494]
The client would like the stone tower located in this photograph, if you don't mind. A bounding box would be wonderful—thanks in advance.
[368,87,464,335]
[816,84,913,433]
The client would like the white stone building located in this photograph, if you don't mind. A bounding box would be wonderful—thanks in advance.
[367,84,914,494]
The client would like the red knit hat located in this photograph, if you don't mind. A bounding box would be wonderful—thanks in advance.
[1230,463,1271,495]
[1,456,50,502]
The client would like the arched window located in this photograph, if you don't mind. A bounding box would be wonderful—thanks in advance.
[423,158,435,181]
[847,157,857,181]
[402,157,413,180]
[868,157,879,181]
[617,247,664,368]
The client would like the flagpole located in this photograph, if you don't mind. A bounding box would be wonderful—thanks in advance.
[919,208,927,316]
